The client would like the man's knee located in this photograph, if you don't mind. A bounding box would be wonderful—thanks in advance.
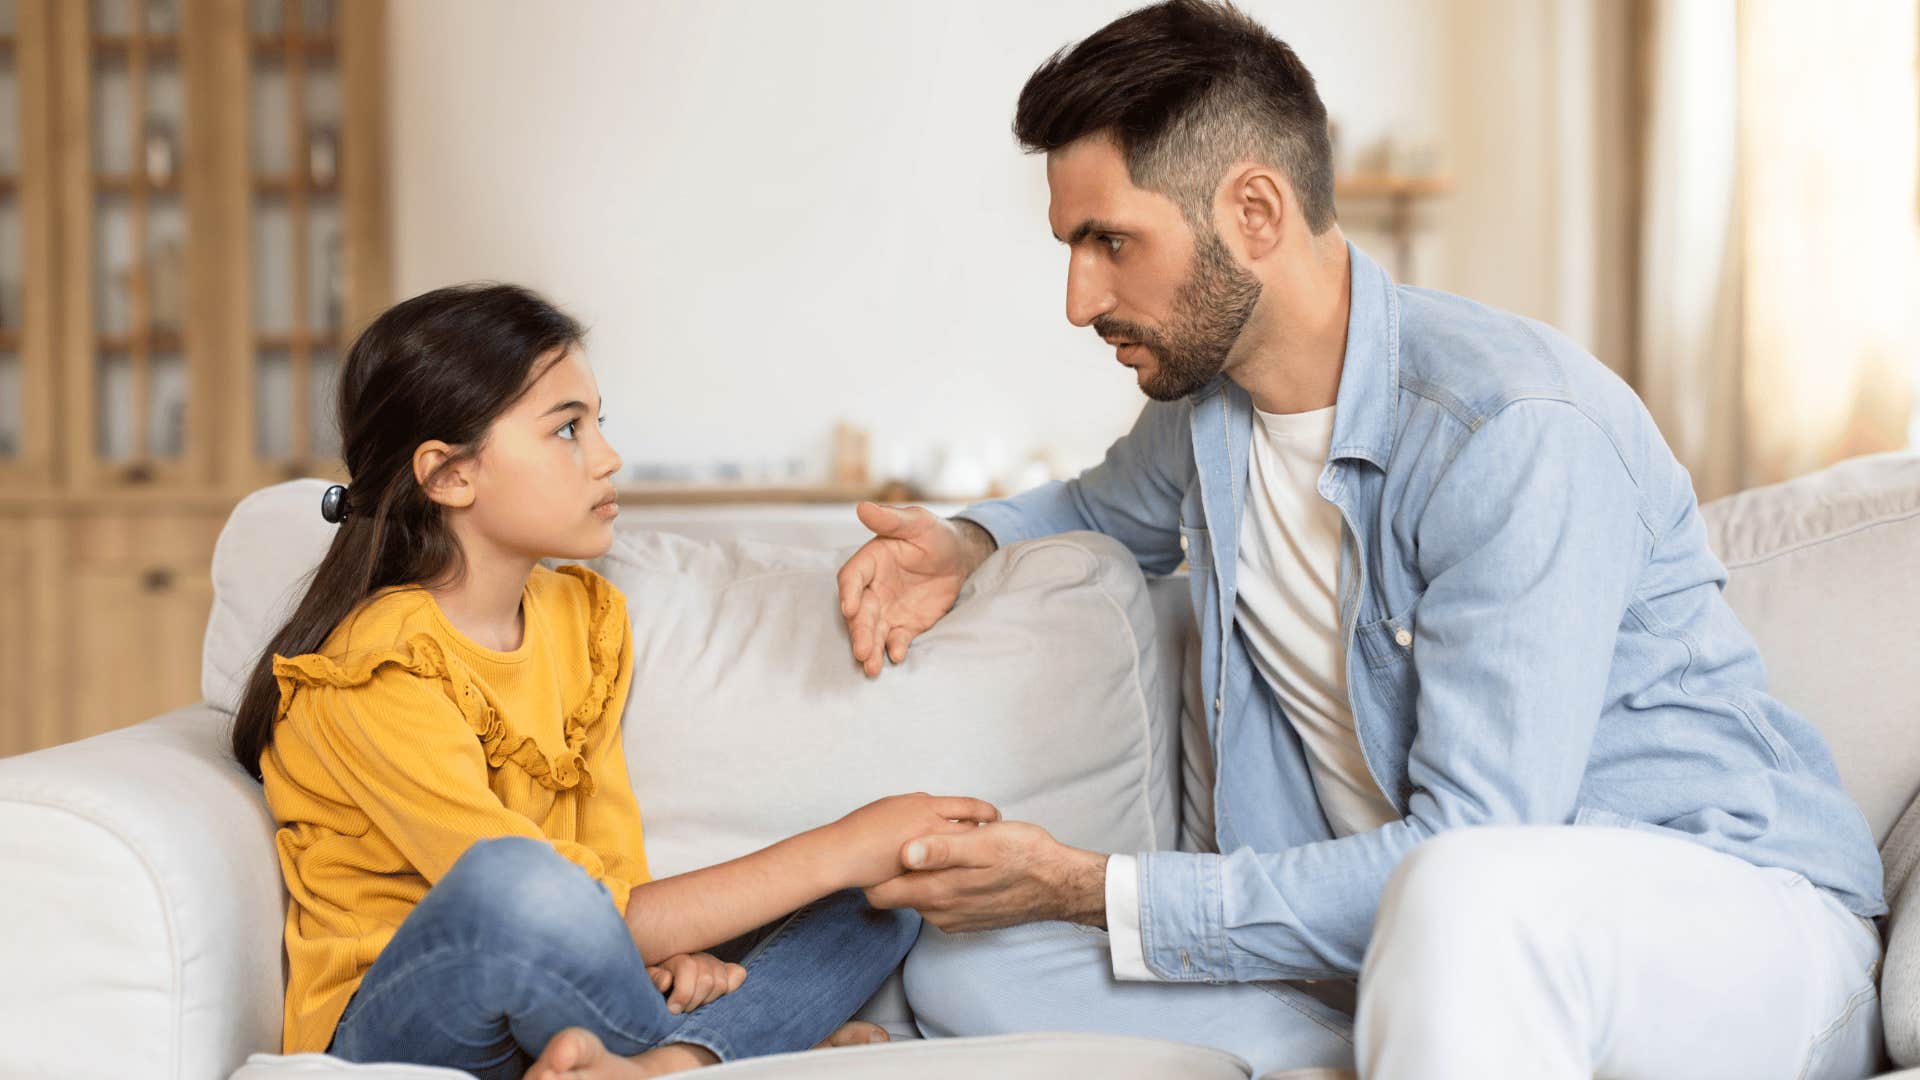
[905,923,1093,1036]
[1377,827,1548,935]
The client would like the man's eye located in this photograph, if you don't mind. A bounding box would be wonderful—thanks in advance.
[1101,235,1123,254]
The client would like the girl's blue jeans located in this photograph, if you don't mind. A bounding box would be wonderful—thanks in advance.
[326,836,919,1078]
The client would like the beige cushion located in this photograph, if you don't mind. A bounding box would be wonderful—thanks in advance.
[231,1034,1251,1080]
[1701,450,1920,847]
[594,524,1181,877]
[1700,450,1920,1072]
[691,1033,1248,1079]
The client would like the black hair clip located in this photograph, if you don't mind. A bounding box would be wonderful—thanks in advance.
[320,484,350,524]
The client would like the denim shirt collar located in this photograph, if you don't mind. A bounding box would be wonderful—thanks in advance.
[1327,242,1401,471]
[1186,241,1400,471]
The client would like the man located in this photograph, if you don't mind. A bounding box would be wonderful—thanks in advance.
[834,2,1887,1078]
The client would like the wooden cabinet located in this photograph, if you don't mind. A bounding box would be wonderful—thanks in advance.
[62,506,223,743]
[0,0,390,756]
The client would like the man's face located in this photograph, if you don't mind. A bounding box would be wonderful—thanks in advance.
[1046,136,1262,401]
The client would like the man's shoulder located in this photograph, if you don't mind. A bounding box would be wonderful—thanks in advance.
[1392,285,1634,429]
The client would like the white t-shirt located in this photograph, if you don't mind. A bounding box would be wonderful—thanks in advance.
[1105,403,1399,980]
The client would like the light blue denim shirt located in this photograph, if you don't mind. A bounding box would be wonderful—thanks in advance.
[960,242,1885,983]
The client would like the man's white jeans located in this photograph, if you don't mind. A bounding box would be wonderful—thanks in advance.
[904,825,1883,1079]
[1359,824,1882,1079]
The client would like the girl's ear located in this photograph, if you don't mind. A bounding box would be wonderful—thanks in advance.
[414,440,476,510]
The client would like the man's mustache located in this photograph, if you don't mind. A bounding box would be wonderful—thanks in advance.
[1092,317,1164,353]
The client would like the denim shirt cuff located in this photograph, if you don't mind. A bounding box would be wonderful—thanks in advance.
[954,495,1053,550]
[1137,850,1233,981]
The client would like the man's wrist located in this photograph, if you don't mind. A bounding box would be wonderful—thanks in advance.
[950,516,999,569]
[1054,845,1109,929]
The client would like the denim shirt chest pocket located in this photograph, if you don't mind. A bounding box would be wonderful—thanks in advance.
[1352,586,1422,715]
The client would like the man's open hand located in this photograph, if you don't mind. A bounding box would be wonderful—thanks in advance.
[861,820,1108,933]
[835,503,996,677]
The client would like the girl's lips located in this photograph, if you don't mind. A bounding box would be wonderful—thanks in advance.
[593,501,620,520]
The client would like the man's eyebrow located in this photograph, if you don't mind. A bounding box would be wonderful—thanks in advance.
[539,396,603,418]
[1053,218,1128,245]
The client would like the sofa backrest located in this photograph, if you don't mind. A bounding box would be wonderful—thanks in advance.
[1700,450,1920,847]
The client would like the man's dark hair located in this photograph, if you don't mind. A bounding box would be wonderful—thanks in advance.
[1014,0,1336,235]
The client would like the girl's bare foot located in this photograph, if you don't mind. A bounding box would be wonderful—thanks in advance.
[815,1020,891,1049]
[524,1027,718,1080]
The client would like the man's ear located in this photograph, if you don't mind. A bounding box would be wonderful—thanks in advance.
[1219,164,1289,262]
[414,440,476,510]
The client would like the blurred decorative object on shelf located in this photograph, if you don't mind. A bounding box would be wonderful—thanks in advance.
[145,0,177,36]
[305,0,336,33]
[307,124,336,187]
[322,229,343,330]
[249,0,282,35]
[149,237,183,332]
[143,117,175,185]
[0,273,16,329]
[1333,170,1452,284]
[830,421,869,486]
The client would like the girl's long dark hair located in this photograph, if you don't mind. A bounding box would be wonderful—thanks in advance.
[231,283,585,781]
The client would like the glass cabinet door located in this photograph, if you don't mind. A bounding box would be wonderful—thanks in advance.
[249,0,343,477]
[61,0,200,487]
[0,0,57,486]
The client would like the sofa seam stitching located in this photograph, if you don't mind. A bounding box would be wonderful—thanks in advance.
[1720,507,1920,571]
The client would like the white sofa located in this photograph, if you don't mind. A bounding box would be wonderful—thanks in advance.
[3,451,1919,1080]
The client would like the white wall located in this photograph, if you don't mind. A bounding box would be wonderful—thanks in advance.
[387,0,1456,485]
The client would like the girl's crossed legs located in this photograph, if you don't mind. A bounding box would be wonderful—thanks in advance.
[328,836,918,1079]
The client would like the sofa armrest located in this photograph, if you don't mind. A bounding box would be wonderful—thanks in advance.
[0,704,286,1080]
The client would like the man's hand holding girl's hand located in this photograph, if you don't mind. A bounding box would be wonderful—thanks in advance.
[647,951,747,1014]
[831,793,1000,889]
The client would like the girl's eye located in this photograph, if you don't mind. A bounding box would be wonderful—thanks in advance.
[557,416,607,440]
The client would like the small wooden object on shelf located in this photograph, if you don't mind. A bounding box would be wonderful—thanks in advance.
[1333,172,1453,283]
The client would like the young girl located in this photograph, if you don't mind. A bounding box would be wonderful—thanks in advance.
[230,283,997,1080]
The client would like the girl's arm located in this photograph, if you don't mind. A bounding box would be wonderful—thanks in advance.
[621,792,998,963]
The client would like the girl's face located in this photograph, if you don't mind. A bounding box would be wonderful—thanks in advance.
[461,346,625,562]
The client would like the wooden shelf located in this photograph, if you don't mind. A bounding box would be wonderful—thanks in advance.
[255,175,340,197]
[617,482,884,506]
[1335,174,1453,199]
[250,36,337,61]
[256,333,342,351]
[97,174,183,195]
[92,35,180,60]
[98,330,185,352]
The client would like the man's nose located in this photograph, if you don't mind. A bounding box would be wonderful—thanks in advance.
[1064,253,1116,328]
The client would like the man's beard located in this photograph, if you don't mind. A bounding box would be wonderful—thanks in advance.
[1094,229,1263,402]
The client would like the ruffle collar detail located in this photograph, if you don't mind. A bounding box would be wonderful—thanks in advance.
[272,565,625,796]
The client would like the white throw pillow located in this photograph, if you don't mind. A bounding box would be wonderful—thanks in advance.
[582,527,1182,879]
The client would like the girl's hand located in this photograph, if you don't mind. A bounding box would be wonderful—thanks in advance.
[647,952,747,1014]
[832,792,1001,888]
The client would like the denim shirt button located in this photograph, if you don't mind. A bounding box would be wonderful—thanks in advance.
[1179,534,1190,552]
[1394,627,1413,648]
[1213,696,1224,713]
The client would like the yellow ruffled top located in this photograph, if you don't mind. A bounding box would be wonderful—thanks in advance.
[261,564,650,1055]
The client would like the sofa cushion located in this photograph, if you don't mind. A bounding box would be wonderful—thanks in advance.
[232,1032,1250,1080]
[1701,450,1920,847]
[590,524,1181,877]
